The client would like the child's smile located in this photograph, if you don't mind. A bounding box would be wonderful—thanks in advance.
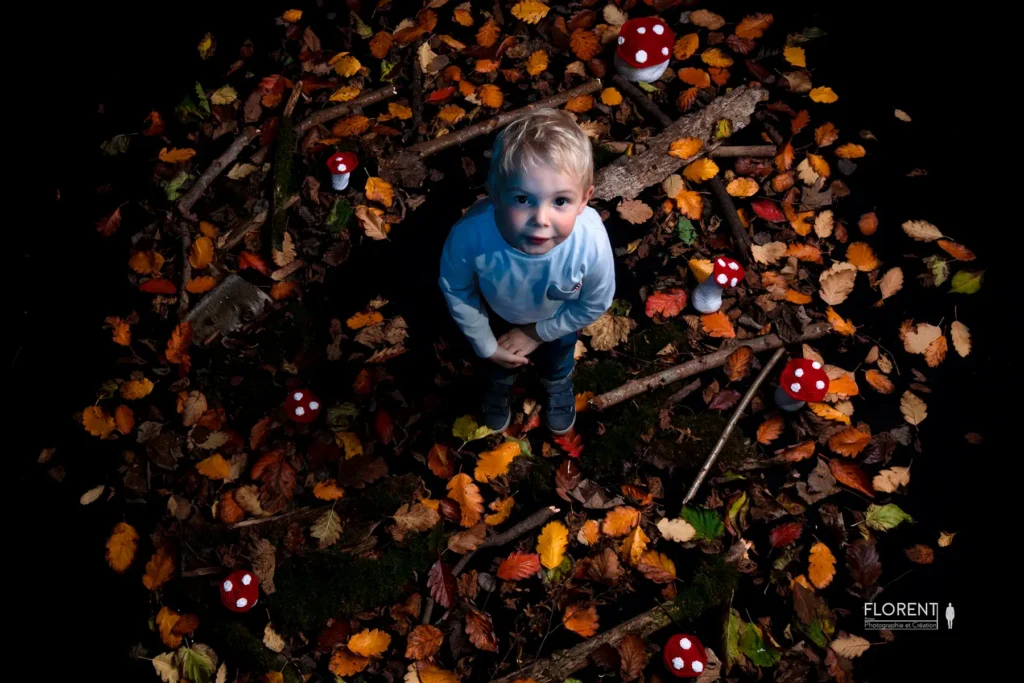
[493,164,593,255]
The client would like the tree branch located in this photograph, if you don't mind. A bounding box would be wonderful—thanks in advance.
[177,127,261,218]
[294,84,398,136]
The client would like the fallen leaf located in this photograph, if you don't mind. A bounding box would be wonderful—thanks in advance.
[511,0,550,25]
[901,219,943,242]
[405,625,444,660]
[701,312,735,338]
[690,9,725,29]
[819,262,857,305]
[810,86,838,103]
[159,147,197,164]
[846,242,879,271]
[826,307,856,336]
[465,607,499,652]
[498,551,542,580]
[724,346,753,380]
[365,177,394,208]
[751,242,787,265]
[563,603,599,637]
[569,28,600,60]
[485,497,515,526]
[617,199,654,225]
[951,321,971,357]
[702,48,733,67]
[448,523,487,553]
[683,158,719,183]
[313,480,345,501]
[143,544,176,591]
[835,143,866,159]
[474,441,521,482]
[602,506,640,537]
[873,466,910,493]
[601,87,623,106]
[674,33,700,60]
[831,633,871,658]
[106,522,139,573]
[565,94,593,112]
[784,46,806,67]
[937,239,976,261]
[830,459,874,498]
[329,649,370,676]
[757,416,784,444]
[829,427,871,457]
[645,289,688,318]
[865,503,914,531]
[447,473,484,527]
[526,50,549,76]
[864,369,895,394]
[656,517,696,543]
[196,454,231,480]
[637,550,677,583]
[808,542,836,588]
[669,137,703,159]
[537,520,569,569]
[310,509,342,549]
[618,633,647,682]
[428,558,457,609]
[770,521,803,548]
[620,524,649,566]
[583,313,635,351]
[726,177,759,197]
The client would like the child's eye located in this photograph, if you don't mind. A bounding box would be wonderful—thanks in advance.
[555,198,570,207]
[515,195,528,204]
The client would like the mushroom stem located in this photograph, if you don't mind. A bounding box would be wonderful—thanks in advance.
[774,385,805,411]
[331,172,351,190]
[613,53,671,83]
[692,277,723,313]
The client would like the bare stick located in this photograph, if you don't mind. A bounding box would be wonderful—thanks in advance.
[708,175,753,265]
[710,145,776,158]
[294,84,398,135]
[409,39,424,144]
[177,222,192,318]
[682,347,785,505]
[422,505,560,625]
[590,323,831,411]
[611,74,672,127]
[664,378,701,408]
[178,127,261,218]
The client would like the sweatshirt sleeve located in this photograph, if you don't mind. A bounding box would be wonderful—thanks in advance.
[534,215,616,342]
[438,219,498,359]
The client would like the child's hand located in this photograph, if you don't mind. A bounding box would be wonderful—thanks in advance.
[497,326,541,358]
[489,345,531,370]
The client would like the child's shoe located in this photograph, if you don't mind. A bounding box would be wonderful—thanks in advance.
[540,374,576,435]
[481,375,516,432]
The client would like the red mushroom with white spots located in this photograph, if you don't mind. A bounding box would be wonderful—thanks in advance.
[285,388,321,423]
[220,569,259,613]
[775,358,829,411]
[663,633,708,678]
[693,256,745,313]
[327,151,358,190]
[614,16,675,83]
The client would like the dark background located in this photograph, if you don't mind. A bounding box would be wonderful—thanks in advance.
[15,1,1005,680]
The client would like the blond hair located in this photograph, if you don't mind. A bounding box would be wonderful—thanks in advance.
[486,108,594,196]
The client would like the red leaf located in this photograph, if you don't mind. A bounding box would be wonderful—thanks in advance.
[769,520,803,548]
[708,389,741,411]
[791,109,810,135]
[139,278,178,294]
[238,251,269,275]
[316,619,352,652]
[520,410,542,435]
[375,410,394,444]
[426,86,456,103]
[645,289,688,319]
[555,459,582,500]
[554,429,584,458]
[829,459,875,498]
[496,552,542,580]
[427,557,456,609]
[260,74,286,94]
[142,111,165,136]
[338,455,388,488]
[96,202,128,237]
[752,199,786,222]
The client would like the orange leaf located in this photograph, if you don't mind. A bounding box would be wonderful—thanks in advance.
[724,347,752,381]
[937,240,976,261]
[437,104,466,125]
[218,490,244,524]
[348,628,391,657]
[197,453,231,479]
[925,335,947,368]
[569,28,599,60]
[106,522,139,573]
[476,18,501,48]
[829,459,874,497]
[166,322,192,364]
[780,441,814,462]
[808,542,836,588]
[329,649,370,676]
[106,315,132,346]
[497,551,542,580]
[678,67,711,88]
[677,87,701,111]
[683,158,718,183]
[815,122,839,147]
[453,8,474,27]
[365,177,394,207]
[669,137,703,159]
[826,307,856,336]
[645,289,687,318]
[575,391,594,413]
[865,369,895,394]
[580,519,601,545]
[674,33,699,60]
[157,606,183,648]
[809,401,851,425]
[858,212,878,235]
[810,87,838,103]
[475,58,499,73]
[121,377,154,400]
[565,94,593,112]
[562,603,599,637]
[369,31,393,59]
[835,143,866,158]
[600,87,623,106]
[526,50,549,76]
[735,12,773,39]
[447,473,484,527]
[785,290,812,304]
[270,281,299,301]
[829,427,871,457]
[709,66,730,86]
[189,236,214,269]
[846,242,879,271]
[602,506,640,537]
[675,189,703,219]
[474,441,521,483]
[129,250,165,275]
[701,312,735,338]
[757,416,784,445]
[808,153,830,178]
[427,443,454,479]
[314,480,345,500]
[331,115,372,137]
[238,251,269,275]
[827,374,859,397]
[388,103,413,120]
[485,496,515,525]
[347,311,383,330]
[393,25,426,46]
[620,524,649,566]
[159,147,196,164]
[775,142,794,171]
[142,111,165,136]
[791,110,810,135]
[83,405,116,438]
[785,243,821,262]
[701,48,733,68]
[186,275,217,293]
[114,405,134,434]
[726,177,758,197]
[142,544,175,591]
[406,625,444,660]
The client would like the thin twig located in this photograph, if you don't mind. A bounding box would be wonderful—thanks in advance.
[177,221,192,318]
[178,127,261,218]
[682,347,785,505]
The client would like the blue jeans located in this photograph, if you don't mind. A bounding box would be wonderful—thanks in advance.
[479,311,577,384]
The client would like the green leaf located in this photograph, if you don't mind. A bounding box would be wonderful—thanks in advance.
[352,12,374,38]
[726,491,749,535]
[100,133,134,156]
[715,119,733,140]
[922,255,948,287]
[506,435,533,458]
[452,415,493,446]
[949,270,984,294]
[677,218,697,245]
[165,172,194,201]
[637,81,658,93]
[381,59,399,82]
[543,555,573,584]
[739,620,781,667]
[327,402,361,431]
[610,298,632,317]
[195,82,211,115]
[864,503,914,531]
[681,506,724,540]
[563,679,583,683]
[786,27,827,44]
[724,608,743,672]
[327,198,353,233]
[176,646,215,683]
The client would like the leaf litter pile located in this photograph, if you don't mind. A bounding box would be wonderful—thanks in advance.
[67,2,986,683]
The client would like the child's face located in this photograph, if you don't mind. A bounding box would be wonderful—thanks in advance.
[492,163,595,256]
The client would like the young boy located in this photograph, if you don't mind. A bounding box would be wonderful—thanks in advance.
[438,108,616,435]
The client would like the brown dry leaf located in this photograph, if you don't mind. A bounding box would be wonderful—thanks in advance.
[329,649,370,676]
[937,239,976,261]
[565,94,594,112]
[354,205,390,240]
[447,473,484,527]
[736,12,773,38]
[332,115,372,137]
[813,210,834,238]
[669,137,703,159]
[465,607,499,652]
[781,441,815,462]
[873,466,910,493]
[724,346,752,381]
[878,267,903,301]
[617,199,654,225]
[701,312,735,338]
[637,550,677,583]
[726,177,758,197]
[815,121,839,146]
[939,531,956,547]
[406,624,444,660]
[831,633,871,659]
[829,427,871,457]
[674,33,699,60]
[569,28,600,60]
[156,606,183,648]
[925,335,947,367]
[864,369,895,394]
[369,31,393,59]
[142,544,175,591]
[901,219,943,242]
[775,142,795,171]
[846,242,879,271]
[114,405,134,434]
[448,523,487,554]
[677,86,701,111]
[819,262,857,305]
[757,416,784,445]
[526,50,548,76]
[510,0,550,24]
[602,506,640,537]
[751,242,787,265]
[476,18,501,47]
[900,391,928,425]
[656,517,696,543]
[583,313,635,351]
[332,54,362,77]
[808,542,836,588]
[427,444,454,479]
[690,9,725,29]
[951,321,971,357]
[393,503,441,536]
[186,276,217,293]
[903,323,942,354]
[479,84,504,108]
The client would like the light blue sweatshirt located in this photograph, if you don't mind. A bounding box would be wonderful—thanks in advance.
[438,197,616,359]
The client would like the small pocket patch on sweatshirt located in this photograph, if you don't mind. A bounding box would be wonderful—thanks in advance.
[547,281,582,301]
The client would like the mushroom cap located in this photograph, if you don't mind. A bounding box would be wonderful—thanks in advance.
[615,16,674,69]
[779,358,829,402]
[220,569,259,613]
[285,388,322,423]
[662,633,708,678]
[327,151,358,175]
[711,256,745,288]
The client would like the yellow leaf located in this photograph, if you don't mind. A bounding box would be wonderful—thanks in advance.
[83,406,116,438]
[157,606,183,648]
[726,177,758,197]
[389,102,413,120]
[835,143,866,159]
[447,473,485,527]
[142,544,176,591]
[485,497,515,526]
[784,46,806,67]
[106,522,139,573]
[826,307,856,336]
[562,603,599,637]
[675,190,704,219]
[479,83,504,109]
[602,506,640,537]
[329,649,370,676]
[129,250,165,275]
[638,550,677,579]
[669,137,703,159]
[333,54,362,77]
[121,377,155,400]
[159,147,197,164]
[347,311,384,330]
[526,50,548,76]
[688,258,713,283]
[365,177,394,208]
[329,85,363,102]
[347,628,391,657]
[808,153,830,179]
[476,18,501,48]
[600,87,623,106]
[536,520,569,569]
[196,454,231,480]
[808,542,836,588]
[282,9,302,22]
[846,242,879,271]
[565,94,594,112]
[511,0,550,24]
[437,104,466,125]
[416,663,460,683]
[808,401,851,425]
[810,86,838,103]
[674,33,699,60]
[474,441,521,482]
[620,524,649,567]
[314,480,345,500]
[332,114,372,137]
[701,48,733,68]
[683,158,718,183]
[189,235,215,269]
